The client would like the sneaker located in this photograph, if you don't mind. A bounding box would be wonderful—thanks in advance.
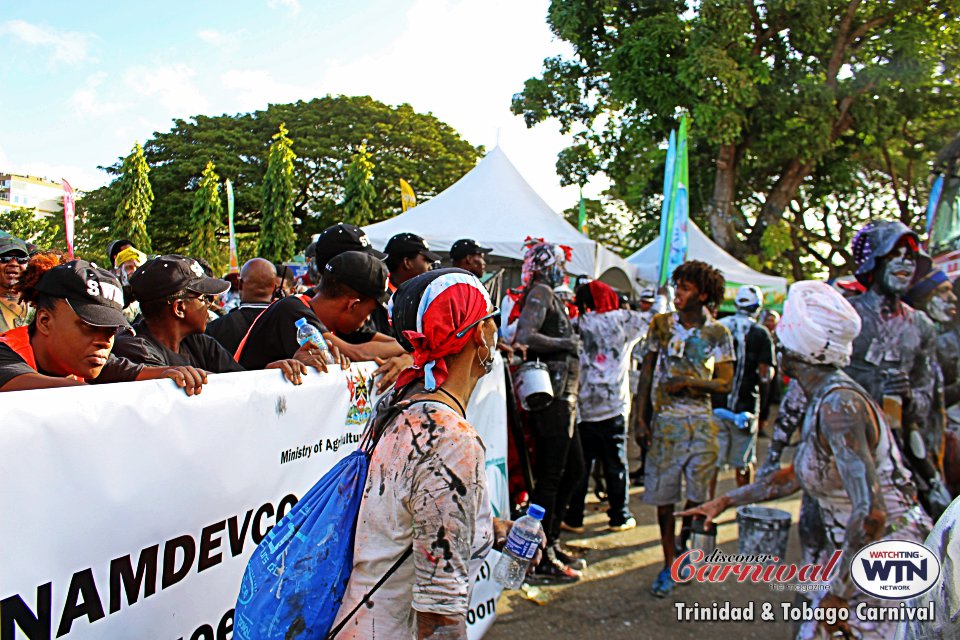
[553,544,587,571]
[608,517,637,532]
[526,551,581,585]
[560,521,585,534]
[650,567,676,597]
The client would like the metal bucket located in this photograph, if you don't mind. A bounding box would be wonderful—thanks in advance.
[736,506,791,562]
[689,517,717,556]
[513,361,554,411]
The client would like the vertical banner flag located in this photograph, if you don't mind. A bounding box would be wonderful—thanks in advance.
[657,130,677,285]
[577,186,588,235]
[226,179,239,274]
[61,179,76,259]
[400,178,417,211]
[658,116,690,285]
[926,173,945,236]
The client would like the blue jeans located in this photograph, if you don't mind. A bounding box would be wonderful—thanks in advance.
[565,415,632,527]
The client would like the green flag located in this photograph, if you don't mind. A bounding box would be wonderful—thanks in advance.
[578,186,588,235]
[226,179,238,274]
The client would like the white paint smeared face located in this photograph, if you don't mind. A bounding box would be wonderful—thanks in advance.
[879,245,917,297]
[927,281,958,323]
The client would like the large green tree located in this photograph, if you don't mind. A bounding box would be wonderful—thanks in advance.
[513,0,960,274]
[258,123,298,263]
[112,142,154,252]
[189,161,226,274]
[0,207,62,251]
[79,96,481,256]
[341,144,378,226]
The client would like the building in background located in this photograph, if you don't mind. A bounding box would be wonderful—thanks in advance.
[0,173,63,216]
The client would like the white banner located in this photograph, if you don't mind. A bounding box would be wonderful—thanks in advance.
[0,357,507,640]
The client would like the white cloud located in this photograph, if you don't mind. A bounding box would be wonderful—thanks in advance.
[267,0,301,16]
[0,19,93,65]
[221,69,313,112]
[70,72,129,116]
[318,0,593,211]
[197,29,227,45]
[123,64,209,115]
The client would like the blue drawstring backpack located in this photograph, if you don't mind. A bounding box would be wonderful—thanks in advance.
[233,396,417,640]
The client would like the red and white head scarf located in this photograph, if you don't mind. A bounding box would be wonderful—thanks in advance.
[390,271,492,391]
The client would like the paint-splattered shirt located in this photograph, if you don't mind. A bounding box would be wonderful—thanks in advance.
[575,309,649,423]
[646,311,735,419]
[334,401,493,639]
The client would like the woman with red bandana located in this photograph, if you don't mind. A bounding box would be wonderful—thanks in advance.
[563,280,650,534]
[333,268,542,640]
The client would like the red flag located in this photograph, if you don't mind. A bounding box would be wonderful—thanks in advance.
[62,179,75,259]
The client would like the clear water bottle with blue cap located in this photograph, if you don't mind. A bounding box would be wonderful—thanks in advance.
[493,504,545,589]
[295,317,335,364]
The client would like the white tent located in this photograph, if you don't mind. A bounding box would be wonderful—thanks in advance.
[363,147,639,292]
[628,221,788,305]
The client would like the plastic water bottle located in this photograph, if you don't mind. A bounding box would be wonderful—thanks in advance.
[295,318,335,364]
[493,504,545,589]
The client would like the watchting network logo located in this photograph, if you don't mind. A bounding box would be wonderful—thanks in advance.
[850,540,941,600]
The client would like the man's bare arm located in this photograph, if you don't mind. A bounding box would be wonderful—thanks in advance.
[514,284,577,354]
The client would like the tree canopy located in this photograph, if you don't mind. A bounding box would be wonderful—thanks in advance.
[189,161,226,274]
[111,142,154,253]
[513,0,960,277]
[0,207,61,251]
[78,95,482,258]
[258,124,298,264]
[341,144,378,226]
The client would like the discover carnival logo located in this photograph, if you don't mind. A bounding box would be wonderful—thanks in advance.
[850,539,940,600]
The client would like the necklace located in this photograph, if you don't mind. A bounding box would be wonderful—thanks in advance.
[436,387,466,417]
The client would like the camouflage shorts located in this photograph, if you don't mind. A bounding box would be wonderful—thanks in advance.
[644,413,718,505]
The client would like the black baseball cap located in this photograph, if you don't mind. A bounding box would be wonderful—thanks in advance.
[130,255,231,303]
[450,238,492,261]
[324,251,390,308]
[35,260,130,328]
[0,235,28,257]
[384,233,441,262]
[314,223,386,268]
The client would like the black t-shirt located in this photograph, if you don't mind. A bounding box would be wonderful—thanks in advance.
[0,342,143,389]
[719,322,774,414]
[237,295,327,370]
[112,319,245,373]
[205,303,269,355]
[339,316,382,344]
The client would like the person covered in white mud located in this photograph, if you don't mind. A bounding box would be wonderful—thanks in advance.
[846,220,950,517]
[712,285,774,490]
[680,281,932,640]
[903,265,957,477]
[333,268,542,640]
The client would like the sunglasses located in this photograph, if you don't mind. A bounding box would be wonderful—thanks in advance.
[168,292,218,305]
[456,307,501,338]
[0,255,28,265]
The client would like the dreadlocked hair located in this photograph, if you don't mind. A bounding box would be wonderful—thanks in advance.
[672,260,726,309]
[17,251,66,307]
[17,251,67,335]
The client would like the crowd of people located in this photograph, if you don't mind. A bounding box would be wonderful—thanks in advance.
[1,215,958,639]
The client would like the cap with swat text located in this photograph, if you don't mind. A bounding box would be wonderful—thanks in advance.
[130,255,231,303]
[35,260,130,328]
[384,233,441,263]
[314,223,386,269]
[450,238,493,261]
[324,251,391,308]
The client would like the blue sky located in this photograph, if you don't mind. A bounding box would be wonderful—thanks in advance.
[0,0,604,211]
